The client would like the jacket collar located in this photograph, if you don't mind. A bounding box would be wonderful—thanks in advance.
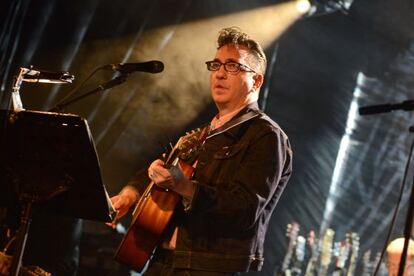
[207,102,261,139]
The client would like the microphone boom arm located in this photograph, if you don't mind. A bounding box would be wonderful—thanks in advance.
[358,100,414,115]
[49,74,128,113]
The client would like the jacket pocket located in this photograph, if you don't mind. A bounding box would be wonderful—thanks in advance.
[214,143,247,159]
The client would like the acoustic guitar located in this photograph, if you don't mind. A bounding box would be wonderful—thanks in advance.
[114,127,209,272]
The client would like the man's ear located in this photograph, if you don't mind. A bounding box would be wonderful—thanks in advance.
[253,74,264,91]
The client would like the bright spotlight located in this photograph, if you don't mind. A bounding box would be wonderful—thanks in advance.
[296,0,311,14]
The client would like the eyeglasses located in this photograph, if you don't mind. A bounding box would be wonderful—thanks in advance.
[205,60,256,73]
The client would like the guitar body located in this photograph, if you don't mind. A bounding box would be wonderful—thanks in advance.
[114,127,209,272]
[115,186,180,271]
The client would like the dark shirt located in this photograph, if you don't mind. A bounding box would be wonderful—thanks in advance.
[132,102,292,273]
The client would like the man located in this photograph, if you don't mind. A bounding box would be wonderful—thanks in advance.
[110,27,292,275]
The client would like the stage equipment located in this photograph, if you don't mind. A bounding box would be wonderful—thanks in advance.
[358,100,414,276]
[305,0,354,16]
[48,60,163,112]
[0,109,114,276]
[100,60,164,74]
[359,100,414,115]
[11,67,74,111]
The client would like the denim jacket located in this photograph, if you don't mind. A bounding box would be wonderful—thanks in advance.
[157,102,293,272]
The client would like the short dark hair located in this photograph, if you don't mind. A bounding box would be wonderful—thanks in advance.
[217,27,267,74]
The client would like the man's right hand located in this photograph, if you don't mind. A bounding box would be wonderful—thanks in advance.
[0,252,11,275]
[107,186,139,228]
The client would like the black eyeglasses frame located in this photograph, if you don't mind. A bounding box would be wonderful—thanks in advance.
[205,60,256,73]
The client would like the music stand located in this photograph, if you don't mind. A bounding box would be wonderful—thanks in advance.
[0,109,114,276]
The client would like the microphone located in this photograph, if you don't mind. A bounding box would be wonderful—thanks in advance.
[23,68,74,84]
[359,100,414,115]
[102,60,164,74]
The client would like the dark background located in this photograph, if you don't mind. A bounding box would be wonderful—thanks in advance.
[1,0,413,275]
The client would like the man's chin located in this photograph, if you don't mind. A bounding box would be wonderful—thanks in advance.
[212,96,228,105]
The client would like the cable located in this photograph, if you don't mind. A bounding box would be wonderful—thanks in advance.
[48,66,102,112]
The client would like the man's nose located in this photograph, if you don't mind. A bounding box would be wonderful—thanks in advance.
[215,65,227,78]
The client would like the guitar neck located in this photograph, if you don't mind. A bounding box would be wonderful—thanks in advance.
[304,230,318,276]
[346,233,359,276]
[318,228,335,276]
[281,223,300,273]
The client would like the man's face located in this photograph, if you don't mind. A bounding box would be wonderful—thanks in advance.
[209,44,262,112]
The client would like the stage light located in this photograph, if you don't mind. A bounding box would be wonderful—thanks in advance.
[296,0,312,15]
[307,0,354,16]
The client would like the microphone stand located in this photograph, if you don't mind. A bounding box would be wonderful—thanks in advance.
[49,74,128,113]
[359,100,414,115]
[360,103,414,276]
[397,134,414,276]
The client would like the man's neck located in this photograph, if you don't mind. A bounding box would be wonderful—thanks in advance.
[211,105,246,130]
[217,105,243,117]
[217,92,258,117]
[217,98,257,117]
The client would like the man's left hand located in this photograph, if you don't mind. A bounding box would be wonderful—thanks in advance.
[148,159,195,199]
